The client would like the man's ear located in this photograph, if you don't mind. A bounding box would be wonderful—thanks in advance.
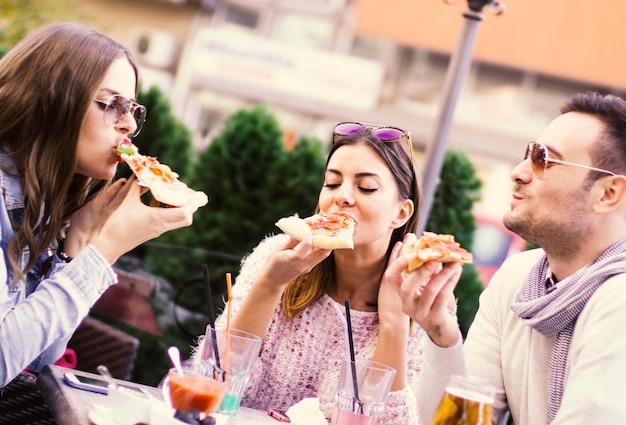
[391,199,414,229]
[593,175,626,213]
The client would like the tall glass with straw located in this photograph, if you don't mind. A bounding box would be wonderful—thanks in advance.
[200,269,262,416]
[330,301,396,425]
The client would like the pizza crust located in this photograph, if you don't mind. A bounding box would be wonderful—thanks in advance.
[275,213,355,249]
[275,216,312,242]
[150,180,209,207]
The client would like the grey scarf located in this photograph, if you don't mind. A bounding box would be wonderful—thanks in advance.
[510,239,626,424]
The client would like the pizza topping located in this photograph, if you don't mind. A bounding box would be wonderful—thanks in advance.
[275,212,355,249]
[115,141,208,208]
[306,212,354,234]
[117,142,179,185]
[115,142,137,157]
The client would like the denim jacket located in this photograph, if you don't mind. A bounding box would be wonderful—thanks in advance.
[0,156,117,386]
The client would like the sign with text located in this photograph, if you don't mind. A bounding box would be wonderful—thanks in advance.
[189,27,384,111]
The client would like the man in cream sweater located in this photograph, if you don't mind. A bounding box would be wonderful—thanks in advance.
[394,92,626,425]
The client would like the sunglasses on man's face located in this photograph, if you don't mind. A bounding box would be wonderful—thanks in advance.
[94,94,147,138]
[524,142,615,178]
[332,121,415,166]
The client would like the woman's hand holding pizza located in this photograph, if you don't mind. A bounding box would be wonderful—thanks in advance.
[231,235,332,339]
[256,235,332,293]
[91,177,203,264]
[64,177,132,257]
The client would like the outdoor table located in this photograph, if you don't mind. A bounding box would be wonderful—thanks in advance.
[37,364,277,424]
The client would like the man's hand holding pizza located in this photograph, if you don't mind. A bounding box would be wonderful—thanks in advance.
[394,232,469,348]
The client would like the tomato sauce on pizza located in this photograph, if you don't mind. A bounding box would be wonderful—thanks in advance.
[116,141,208,208]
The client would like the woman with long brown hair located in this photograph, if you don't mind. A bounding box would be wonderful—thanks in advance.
[0,23,205,387]
[198,123,424,424]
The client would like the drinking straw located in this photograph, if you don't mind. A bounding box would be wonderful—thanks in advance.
[344,300,360,404]
[202,264,221,371]
[332,303,351,358]
[224,273,233,376]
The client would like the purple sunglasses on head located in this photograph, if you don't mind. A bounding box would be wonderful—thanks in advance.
[332,121,414,166]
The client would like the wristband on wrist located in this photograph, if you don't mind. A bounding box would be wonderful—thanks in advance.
[57,238,73,263]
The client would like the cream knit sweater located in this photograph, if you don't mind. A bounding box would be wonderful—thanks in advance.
[416,248,626,425]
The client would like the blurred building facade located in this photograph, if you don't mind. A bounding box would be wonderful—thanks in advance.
[80,0,626,217]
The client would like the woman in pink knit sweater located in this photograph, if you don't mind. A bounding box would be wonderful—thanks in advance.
[201,123,424,424]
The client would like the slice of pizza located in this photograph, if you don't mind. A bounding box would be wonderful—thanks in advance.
[116,141,208,208]
[275,212,355,249]
[402,231,473,272]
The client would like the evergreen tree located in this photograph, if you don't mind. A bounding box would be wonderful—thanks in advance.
[185,104,325,258]
[425,149,483,337]
[267,134,326,218]
[142,105,326,327]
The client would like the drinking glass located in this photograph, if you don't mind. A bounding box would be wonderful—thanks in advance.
[431,375,495,425]
[200,326,262,416]
[161,368,227,416]
[330,359,396,425]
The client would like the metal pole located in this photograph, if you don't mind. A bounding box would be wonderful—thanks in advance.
[417,0,503,235]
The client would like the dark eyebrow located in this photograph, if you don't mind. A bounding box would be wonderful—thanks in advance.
[325,168,381,179]
[99,88,119,96]
[98,88,137,102]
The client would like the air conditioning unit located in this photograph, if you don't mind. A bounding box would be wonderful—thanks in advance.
[128,26,179,70]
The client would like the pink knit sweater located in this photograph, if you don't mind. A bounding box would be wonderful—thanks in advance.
[201,235,424,424]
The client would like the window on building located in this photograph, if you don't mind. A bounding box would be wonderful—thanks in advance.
[529,76,602,124]
[216,4,260,29]
[272,13,334,49]
[397,49,449,107]
[463,63,525,124]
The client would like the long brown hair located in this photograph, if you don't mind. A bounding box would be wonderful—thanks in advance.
[282,129,422,317]
[0,23,139,284]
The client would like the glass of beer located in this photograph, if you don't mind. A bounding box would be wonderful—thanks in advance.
[431,375,495,425]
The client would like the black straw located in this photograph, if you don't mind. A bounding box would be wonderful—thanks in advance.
[203,264,221,370]
[344,300,359,403]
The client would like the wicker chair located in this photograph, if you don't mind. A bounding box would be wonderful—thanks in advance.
[0,372,57,425]
[0,316,139,423]
[67,316,140,380]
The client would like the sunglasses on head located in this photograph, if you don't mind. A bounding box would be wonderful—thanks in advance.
[94,94,147,138]
[524,142,615,178]
[332,121,415,166]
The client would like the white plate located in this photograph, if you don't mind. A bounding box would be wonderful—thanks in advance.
[88,403,232,425]
[88,405,119,425]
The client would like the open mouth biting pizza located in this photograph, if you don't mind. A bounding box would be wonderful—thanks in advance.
[402,231,473,272]
[275,212,355,249]
[116,141,208,208]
